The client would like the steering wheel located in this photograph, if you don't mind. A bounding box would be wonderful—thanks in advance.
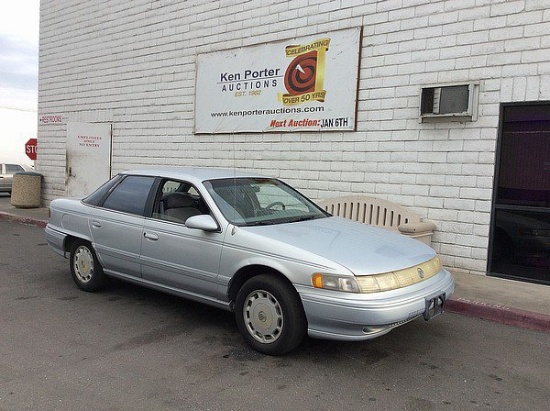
[266,201,286,211]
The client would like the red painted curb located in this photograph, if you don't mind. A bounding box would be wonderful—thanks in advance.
[447,298,550,333]
[0,212,47,228]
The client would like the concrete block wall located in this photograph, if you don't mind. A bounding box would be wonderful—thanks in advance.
[37,0,550,275]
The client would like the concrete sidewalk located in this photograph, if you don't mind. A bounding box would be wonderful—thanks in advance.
[1,198,549,333]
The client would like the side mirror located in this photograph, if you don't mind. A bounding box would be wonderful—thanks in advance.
[185,214,219,232]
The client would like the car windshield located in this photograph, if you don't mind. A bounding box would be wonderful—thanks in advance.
[204,178,328,226]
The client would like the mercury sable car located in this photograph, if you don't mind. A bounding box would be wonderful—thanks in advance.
[45,167,454,355]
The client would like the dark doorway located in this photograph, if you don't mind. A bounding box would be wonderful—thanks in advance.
[488,103,550,285]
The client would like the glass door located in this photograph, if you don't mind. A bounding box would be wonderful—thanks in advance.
[488,103,550,284]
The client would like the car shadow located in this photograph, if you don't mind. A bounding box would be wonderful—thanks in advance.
[81,278,455,362]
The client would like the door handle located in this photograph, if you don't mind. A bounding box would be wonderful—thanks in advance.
[144,232,159,241]
[91,221,102,228]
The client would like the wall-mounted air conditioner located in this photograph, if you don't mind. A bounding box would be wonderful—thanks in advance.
[420,83,479,123]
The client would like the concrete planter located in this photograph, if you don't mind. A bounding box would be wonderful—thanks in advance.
[11,172,43,209]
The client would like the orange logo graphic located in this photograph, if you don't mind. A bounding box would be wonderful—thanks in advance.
[278,38,330,106]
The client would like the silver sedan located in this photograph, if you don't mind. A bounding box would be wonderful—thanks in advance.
[45,167,454,355]
[0,163,33,194]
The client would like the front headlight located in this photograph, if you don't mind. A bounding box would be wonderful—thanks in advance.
[311,273,360,293]
[356,256,443,293]
[312,256,443,294]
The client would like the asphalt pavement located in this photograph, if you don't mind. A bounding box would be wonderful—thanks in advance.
[1,194,549,333]
[2,221,548,410]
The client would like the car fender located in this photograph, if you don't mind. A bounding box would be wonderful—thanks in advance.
[48,198,95,250]
[218,228,352,305]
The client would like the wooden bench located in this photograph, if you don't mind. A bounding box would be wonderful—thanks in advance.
[317,195,436,246]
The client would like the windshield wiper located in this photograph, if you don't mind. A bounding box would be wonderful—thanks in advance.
[240,214,325,227]
[286,215,324,224]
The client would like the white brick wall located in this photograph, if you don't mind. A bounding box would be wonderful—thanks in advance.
[37,0,550,275]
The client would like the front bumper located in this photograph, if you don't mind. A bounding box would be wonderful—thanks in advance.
[299,269,454,341]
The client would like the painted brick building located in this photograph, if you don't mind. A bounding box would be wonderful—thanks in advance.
[37,0,550,283]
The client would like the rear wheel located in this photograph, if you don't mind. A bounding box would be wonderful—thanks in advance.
[235,274,307,355]
[69,240,107,292]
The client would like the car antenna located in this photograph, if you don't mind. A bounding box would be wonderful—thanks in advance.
[231,131,238,232]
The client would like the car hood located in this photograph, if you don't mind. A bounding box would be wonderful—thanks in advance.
[241,216,435,275]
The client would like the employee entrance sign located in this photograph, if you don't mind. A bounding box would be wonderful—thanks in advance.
[195,28,361,134]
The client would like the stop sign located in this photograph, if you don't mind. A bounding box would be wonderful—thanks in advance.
[25,138,37,161]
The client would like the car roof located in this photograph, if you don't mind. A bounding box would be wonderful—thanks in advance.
[121,167,269,184]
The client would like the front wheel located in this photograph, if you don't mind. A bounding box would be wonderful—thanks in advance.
[235,275,307,355]
[69,240,107,292]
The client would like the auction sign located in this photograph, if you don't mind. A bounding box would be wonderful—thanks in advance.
[195,28,361,133]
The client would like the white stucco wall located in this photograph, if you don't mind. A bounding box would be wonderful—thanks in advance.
[37,0,550,275]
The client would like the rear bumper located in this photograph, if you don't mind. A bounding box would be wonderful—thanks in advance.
[299,269,455,341]
[45,224,68,258]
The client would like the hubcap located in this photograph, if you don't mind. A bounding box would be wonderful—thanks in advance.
[74,246,94,283]
[243,290,283,344]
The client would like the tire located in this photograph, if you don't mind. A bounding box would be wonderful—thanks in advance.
[69,240,107,292]
[235,274,307,356]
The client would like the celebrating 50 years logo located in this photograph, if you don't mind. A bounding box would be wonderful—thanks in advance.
[278,37,331,106]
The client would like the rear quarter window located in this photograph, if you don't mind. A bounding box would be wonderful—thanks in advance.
[83,174,123,206]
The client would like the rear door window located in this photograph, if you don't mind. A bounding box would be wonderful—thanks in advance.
[102,175,155,215]
[5,164,24,174]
